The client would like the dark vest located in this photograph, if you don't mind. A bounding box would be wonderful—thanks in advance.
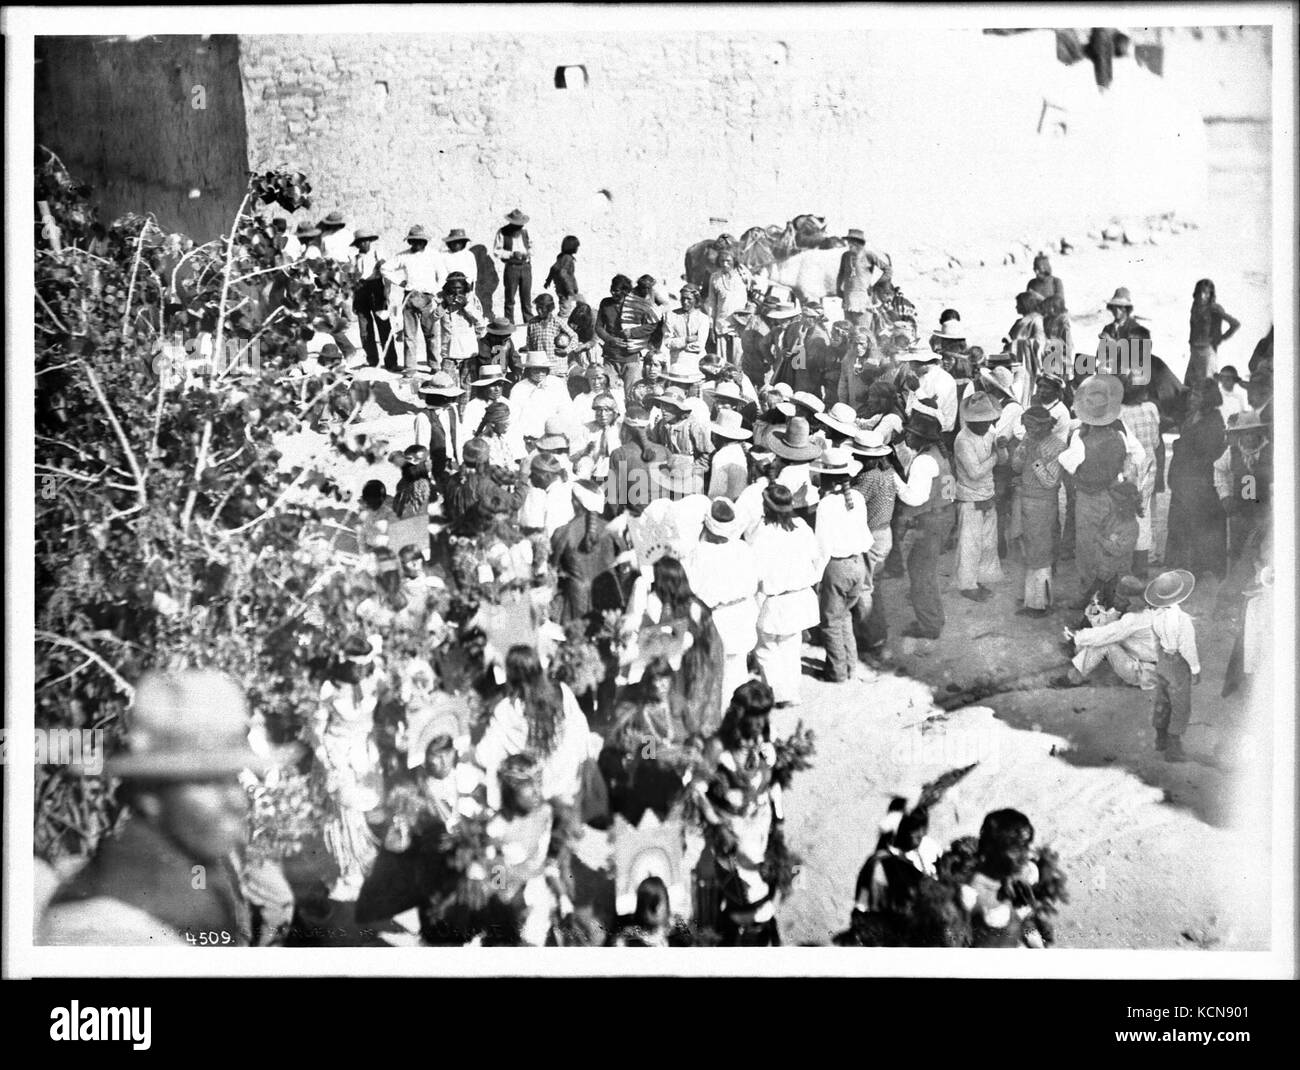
[1074,427,1126,493]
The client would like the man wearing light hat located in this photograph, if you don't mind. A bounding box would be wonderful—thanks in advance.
[686,497,760,708]
[494,208,534,323]
[441,227,479,308]
[953,391,1004,601]
[384,224,446,373]
[509,350,568,445]
[706,406,752,501]
[413,370,467,475]
[40,671,297,946]
[771,298,832,398]
[892,401,956,638]
[1144,569,1200,762]
[1213,408,1271,590]
[811,445,873,682]
[349,226,394,370]
[898,338,959,438]
[1095,287,1151,378]
[837,228,891,325]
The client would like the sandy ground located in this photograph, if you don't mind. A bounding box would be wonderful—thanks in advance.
[770,120,1275,950]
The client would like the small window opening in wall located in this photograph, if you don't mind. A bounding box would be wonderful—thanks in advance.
[555,65,588,89]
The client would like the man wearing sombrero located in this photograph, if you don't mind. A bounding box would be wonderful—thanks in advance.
[1144,570,1201,762]
[384,224,445,373]
[764,414,823,517]
[319,209,351,262]
[40,671,298,945]
[494,208,534,324]
[509,350,568,446]
[441,227,479,310]
[837,228,891,326]
[348,226,395,370]
[892,400,956,638]
[899,329,959,441]
[1058,374,1146,606]
[706,406,752,501]
[953,391,1004,601]
[771,299,832,399]
[1095,287,1151,378]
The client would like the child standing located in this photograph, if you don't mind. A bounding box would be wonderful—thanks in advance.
[1145,569,1201,762]
[544,235,581,319]
[953,391,1003,601]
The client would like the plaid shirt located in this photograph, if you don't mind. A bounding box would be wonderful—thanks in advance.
[853,466,898,531]
[526,314,576,357]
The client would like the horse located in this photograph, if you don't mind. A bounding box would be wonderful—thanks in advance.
[682,215,840,292]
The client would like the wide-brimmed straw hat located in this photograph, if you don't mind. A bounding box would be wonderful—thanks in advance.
[651,386,690,413]
[845,228,867,244]
[405,224,431,243]
[897,347,940,363]
[649,453,705,497]
[522,350,553,371]
[350,227,379,246]
[959,390,1000,424]
[850,427,892,457]
[504,209,530,225]
[294,221,321,239]
[703,497,745,539]
[1073,374,1124,426]
[1145,569,1195,608]
[1105,287,1135,309]
[1225,409,1268,435]
[710,408,752,441]
[809,445,862,478]
[485,316,516,337]
[471,364,507,386]
[980,366,1016,400]
[417,371,465,399]
[105,671,295,779]
[706,380,746,406]
[929,322,966,342]
[320,210,347,229]
[815,402,859,437]
[764,303,800,321]
[419,371,465,398]
[790,390,825,416]
[443,227,470,245]
[763,416,821,461]
[664,365,704,386]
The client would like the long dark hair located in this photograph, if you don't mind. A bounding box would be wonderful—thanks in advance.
[504,645,563,758]
[1192,278,1216,305]
[560,234,580,256]
[717,679,774,750]
[651,556,695,616]
[821,471,856,509]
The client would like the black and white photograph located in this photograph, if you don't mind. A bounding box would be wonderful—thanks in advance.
[5,4,1296,987]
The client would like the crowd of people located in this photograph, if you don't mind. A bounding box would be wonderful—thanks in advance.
[41,208,1274,951]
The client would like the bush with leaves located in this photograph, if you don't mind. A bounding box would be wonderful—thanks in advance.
[33,149,365,862]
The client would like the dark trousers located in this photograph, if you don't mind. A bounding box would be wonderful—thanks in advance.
[503,261,533,323]
[1152,649,1192,737]
[403,292,440,371]
[905,507,954,636]
[354,282,393,368]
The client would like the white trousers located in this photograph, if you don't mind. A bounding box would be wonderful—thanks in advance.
[956,501,1003,589]
[755,631,802,705]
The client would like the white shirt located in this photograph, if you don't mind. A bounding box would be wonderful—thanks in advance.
[908,364,959,432]
[776,461,819,509]
[815,490,873,560]
[519,479,574,536]
[1149,604,1200,675]
[893,451,940,507]
[386,247,445,295]
[321,230,353,263]
[413,407,465,465]
[684,539,759,654]
[509,377,568,440]
[441,247,478,289]
[993,401,1025,443]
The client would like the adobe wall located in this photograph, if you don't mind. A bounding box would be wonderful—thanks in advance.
[35,35,250,240]
[238,29,1216,296]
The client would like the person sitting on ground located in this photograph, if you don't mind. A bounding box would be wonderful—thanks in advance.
[1060,574,1156,689]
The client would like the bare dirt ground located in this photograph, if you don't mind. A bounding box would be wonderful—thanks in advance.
[772,120,1275,950]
